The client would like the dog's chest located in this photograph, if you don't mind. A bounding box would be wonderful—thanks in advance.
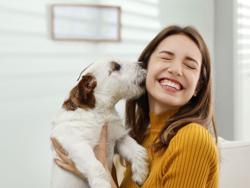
[96,110,126,140]
[52,108,126,146]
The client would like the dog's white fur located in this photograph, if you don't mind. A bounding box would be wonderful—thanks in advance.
[51,60,149,188]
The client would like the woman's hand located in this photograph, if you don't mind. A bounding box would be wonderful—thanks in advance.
[51,137,86,180]
[51,125,109,178]
[51,124,118,188]
[94,124,109,170]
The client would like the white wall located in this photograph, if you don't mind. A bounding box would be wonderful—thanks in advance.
[214,0,250,141]
[0,0,160,187]
[234,0,250,141]
[214,0,235,140]
[158,0,215,61]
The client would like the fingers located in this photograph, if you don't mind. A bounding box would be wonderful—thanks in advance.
[51,138,73,165]
[94,124,108,166]
[56,147,73,165]
[54,159,74,171]
[51,138,86,180]
[99,124,108,148]
[51,137,68,155]
[120,156,128,167]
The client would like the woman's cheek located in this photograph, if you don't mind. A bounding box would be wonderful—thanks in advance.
[145,74,153,92]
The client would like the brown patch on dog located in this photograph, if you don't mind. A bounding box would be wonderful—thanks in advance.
[63,73,97,111]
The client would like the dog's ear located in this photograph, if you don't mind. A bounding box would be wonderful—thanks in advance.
[63,73,97,110]
[77,74,97,106]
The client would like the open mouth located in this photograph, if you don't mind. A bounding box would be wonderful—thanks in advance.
[158,78,184,91]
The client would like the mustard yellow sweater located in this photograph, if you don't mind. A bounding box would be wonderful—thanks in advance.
[120,111,219,188]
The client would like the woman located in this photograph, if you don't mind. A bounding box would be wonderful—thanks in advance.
[52,25,219,188]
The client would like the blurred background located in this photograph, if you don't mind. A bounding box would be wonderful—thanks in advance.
[0,0,249,187]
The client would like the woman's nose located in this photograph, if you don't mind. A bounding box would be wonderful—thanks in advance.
[167,62,183,76]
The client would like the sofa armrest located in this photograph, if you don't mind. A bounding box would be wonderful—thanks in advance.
[218,137,250,188]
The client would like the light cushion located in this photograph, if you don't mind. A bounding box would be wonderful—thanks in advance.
[219,137,250,188]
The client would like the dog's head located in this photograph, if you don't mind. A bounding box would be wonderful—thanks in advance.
[63,59,146,110]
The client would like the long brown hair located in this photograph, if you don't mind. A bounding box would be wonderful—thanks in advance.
[125,25,217,150]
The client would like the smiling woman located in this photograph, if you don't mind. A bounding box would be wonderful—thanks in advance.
[122,25,219,188]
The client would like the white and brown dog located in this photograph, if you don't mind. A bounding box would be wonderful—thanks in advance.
[51,60,148,188]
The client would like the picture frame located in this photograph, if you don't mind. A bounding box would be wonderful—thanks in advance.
[50,4,121,42]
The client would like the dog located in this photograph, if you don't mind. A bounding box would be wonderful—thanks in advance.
[51,59,149,188]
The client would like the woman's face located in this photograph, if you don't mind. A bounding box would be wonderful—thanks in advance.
[146,34,202,113]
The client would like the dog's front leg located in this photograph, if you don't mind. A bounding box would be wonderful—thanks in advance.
[116,135,149,185]
[69,142,111,188]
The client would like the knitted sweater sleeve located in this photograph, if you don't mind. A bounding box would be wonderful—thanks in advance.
[161,123,219,188]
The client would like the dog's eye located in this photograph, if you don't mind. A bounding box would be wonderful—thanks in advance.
[111,61,121,71]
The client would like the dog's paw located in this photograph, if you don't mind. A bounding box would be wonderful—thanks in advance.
[131,159,149,185]
[131,146,149,185]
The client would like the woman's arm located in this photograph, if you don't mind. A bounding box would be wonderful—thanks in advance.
[161,124,219,187]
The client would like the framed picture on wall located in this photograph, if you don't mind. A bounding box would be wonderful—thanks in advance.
[50,4,121,42]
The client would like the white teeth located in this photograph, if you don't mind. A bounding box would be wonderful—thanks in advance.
[160,79,181,90]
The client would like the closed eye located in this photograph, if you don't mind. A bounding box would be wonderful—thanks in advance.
[109,61,121,75]
[161,57,172,61]
[185,64,196,70]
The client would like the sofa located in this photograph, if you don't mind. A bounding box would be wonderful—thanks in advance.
[219,137,250,188]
